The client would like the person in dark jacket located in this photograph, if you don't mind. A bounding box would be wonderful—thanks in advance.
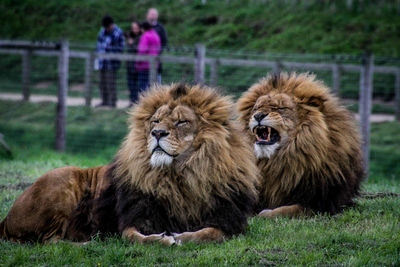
[146,8,168,82]
[125,21,141,105]
[96,15,124,108]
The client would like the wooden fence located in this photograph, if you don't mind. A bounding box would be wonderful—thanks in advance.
[1,39,400,176]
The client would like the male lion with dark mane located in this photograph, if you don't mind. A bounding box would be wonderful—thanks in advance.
[237,73,365,218]
[1,84,259,245]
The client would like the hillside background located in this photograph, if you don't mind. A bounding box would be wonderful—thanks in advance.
[1,0,400,56]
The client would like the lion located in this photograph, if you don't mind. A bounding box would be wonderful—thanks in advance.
[237,73,365,218]
[0,84,259,245]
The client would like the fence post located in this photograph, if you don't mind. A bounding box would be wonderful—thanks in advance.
[359,53,374,178]
[56,40,69,152]
[209,59,218,87]
[395,70,400,121]
[84,52,93,107]
[273,61,281,74]
[346,0,353,9]
[22,49,32,101]
[149,57,158,85]
[332,63,340,95]
[194,44,206,84]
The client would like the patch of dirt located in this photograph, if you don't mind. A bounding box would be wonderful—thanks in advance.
[70,83,85,92]
[33,81,53,89]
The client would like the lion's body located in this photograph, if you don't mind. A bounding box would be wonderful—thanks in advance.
[237,73,364,216]
[1,84,259,244]
[93,162,256,237]
[0,166,110,242]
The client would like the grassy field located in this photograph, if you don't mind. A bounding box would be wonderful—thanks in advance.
[0,100,399,266]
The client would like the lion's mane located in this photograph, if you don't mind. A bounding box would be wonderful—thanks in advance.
[237,73,365,214]
[103,84,259,234]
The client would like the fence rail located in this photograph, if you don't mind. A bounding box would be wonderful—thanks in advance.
[1,39,400,177]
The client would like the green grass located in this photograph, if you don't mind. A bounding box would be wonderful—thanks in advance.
[0,100,399,265]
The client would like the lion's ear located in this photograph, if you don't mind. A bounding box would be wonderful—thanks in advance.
[170,84,188,99]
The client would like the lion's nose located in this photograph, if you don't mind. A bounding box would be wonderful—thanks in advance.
[254,113,267,122]
[151,129,170,140]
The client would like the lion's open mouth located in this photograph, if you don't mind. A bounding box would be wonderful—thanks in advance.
[253,126,280,145]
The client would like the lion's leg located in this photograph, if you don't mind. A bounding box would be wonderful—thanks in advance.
[122,227,175,246]
[173,227,225,244]
[258,204,310,218]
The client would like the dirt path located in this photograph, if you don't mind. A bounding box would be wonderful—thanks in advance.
[0,92,396,122]
[0,92,131,109]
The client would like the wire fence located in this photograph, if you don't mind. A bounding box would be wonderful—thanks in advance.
[0,40,399,174]
[1,43,399,103]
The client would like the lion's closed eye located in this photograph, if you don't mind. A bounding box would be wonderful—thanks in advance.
[176,120,189,126]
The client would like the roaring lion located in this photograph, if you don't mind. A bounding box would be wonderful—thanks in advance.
[0,84,259,245]
[237,73,365,218]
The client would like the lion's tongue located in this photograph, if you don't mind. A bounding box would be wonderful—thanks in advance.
[262,127,271,141]
[256,127,272,142]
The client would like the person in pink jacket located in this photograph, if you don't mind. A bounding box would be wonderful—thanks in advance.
[136,21,161,95]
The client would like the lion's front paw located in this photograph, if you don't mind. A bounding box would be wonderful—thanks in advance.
[142,232,165,243]
[258,209,275,218]
[159,235,177,246]
[172,232,192,245]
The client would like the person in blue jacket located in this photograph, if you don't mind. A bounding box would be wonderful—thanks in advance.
[96,15,124,108]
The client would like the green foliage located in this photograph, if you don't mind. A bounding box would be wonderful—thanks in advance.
[0,0,400,56]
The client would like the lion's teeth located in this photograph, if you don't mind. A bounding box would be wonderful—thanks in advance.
[267,127,271,141]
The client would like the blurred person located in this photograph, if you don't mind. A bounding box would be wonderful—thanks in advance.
[146,8,168,82]
[136,21,161,93]
[125,21,141,105]
[96,15,124,108]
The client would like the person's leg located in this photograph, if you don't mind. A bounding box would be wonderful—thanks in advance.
[106,70,114,106]
[157,63,162,84]
[127,64,135,102]
[109,70,117,108]
[138,71,150,92]
[99,70,108,105]
[131,70,141,103]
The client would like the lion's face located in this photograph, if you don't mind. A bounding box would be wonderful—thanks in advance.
[147,104,198,167]
[116,84,260,221]
[248,92,297,159]
[238,73,364,213]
